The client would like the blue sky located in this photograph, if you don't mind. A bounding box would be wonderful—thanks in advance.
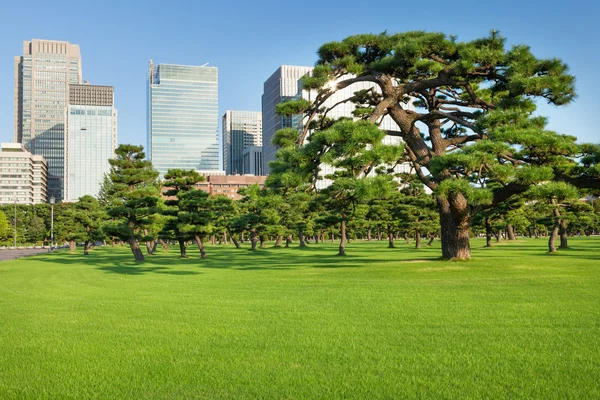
[0,0,597,147]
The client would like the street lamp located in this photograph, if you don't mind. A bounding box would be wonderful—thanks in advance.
[13,198,17,248]
[49,196,55,251]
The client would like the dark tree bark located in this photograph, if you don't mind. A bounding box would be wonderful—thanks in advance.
[178,239,187,258]
[227,229,241,248]
[314,234,319,244]
[285,235,292,248]
[128,236,145,262]
[437,196,471,260]
[250,230,258,251]
[415,230,422,249]
[259,235,266,248]
[194,234,207,258]
[485,217,493,247]
[426,234,435,246]
[339,220,347,256]
[84,241,91,255]
[507,224,516,240]
[298,228,307,247]
[387,226,395,248]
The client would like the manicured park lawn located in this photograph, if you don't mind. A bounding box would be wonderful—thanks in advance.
[0,237,599,399]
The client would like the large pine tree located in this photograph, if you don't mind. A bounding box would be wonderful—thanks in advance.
[290,31,576,259]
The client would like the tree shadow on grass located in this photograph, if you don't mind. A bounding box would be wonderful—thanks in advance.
[96,266,201,275]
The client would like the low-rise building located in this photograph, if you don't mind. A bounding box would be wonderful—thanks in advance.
[0,143,47,204]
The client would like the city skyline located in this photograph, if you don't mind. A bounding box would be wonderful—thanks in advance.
[0,1,597,150]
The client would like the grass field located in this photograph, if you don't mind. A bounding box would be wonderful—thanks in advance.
[1,237,599,399]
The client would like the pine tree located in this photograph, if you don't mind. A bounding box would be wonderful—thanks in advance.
[104,144,160,262]
[289,31,576,259]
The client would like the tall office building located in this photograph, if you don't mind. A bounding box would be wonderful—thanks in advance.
[65,83,117,201]
[147,61,220,177]
[14,39,82,201]
[242,146,263,176]
[261,65,313,175]
[222,110,262,175]
[261,65,410,185]
[0,143,47,205]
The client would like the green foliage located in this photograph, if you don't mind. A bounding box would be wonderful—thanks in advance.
[0,211,9,241]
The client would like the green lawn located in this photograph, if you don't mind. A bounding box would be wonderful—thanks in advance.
[1,237,599,399]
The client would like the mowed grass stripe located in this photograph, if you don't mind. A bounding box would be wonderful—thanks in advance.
[0,237,599,399]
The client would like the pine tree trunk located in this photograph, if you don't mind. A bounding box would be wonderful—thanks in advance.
[298,228,307,247]
[338,220,347,256]
[84,241,91,255]
[69,240,76,252]
[178,239,187,258]
[128,236,145,262]
[250,230,258,251]
[194,234,207,258]
[415,230,422,249]
[274,235,283,247]
[260,235,266,248]
[387,226,395,248]
[437,195,471,260]
[496,229,502,243]
[377,230,382,241]
[367,228,372,241]
[403,233,411,245]
[222,231,228,245]
[285,236,292,248]
[507,224,516,240]
[559,219,568,249]
[548,223,559,253]
[227,229,241,248]
[426,235,435,246]
[159,239,170,252]
[485,217,493,247]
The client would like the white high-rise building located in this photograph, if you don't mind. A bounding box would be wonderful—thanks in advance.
[261,65,411,186]
[65,83,117,201]
[0,143,47,205]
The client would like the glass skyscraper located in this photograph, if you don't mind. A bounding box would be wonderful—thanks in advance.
[14,39,82,201]
[222,110,262,175]
[147,61,220,177]
[65,84,117,201]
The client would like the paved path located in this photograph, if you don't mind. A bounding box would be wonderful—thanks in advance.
[0,248,50,261]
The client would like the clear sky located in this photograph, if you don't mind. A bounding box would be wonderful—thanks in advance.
[0,0,597,147]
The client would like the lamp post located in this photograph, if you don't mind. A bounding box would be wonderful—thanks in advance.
[13,198,17,248]
[49,196,55,251]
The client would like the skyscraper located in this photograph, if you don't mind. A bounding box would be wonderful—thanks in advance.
[65,83,117,201]
[222,110,262,175]
[147,61,220,177]
[14,39,82,201]
[261,65,313,175]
